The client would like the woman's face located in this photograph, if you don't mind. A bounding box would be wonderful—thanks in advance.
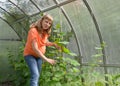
[42,18,52,30]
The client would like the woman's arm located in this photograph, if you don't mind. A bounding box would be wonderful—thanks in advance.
[32,39,56,65]
[46,41,61,50]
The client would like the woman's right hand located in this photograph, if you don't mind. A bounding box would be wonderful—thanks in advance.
[32,39,56,65]
[46,58,56,65]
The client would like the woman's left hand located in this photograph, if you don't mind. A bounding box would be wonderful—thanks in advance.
[54,43,61,50]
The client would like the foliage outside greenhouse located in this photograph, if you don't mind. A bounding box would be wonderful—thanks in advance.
[0,0,120,86]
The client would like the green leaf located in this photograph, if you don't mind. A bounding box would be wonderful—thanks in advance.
[55,82,62,86]
[95,81,104,86]
[53,30,58,32]
[69,52,77,56]
[58,41,69,45]
[63,58,80,66]
[113,74,120,81]
[52,77,59,81]
[92,54,103,58]
[72,68,80,73]
[61,46,70,54]
[55,23,61,29]
[95,47,102,50]
[101,41,106,48]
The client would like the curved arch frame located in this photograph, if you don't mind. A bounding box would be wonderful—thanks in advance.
[53,0,83,72]
[82,0,108,85]
[8,0,27,15]
[29,0,41,11]
[0,0,43,40]
[0,0,120,85]
[0,0,119,68]
[12,0,77,24]
[53,0,85,83]
[0,7,27,33]
[0,17,21,41]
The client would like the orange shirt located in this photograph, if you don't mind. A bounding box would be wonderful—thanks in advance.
[24,28,52,57]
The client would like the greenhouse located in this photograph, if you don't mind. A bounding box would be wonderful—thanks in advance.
[0,0,120,86]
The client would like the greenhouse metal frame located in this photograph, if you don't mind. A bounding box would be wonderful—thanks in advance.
[0,0,120,86]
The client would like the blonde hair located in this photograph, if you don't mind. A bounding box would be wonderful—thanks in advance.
[30,13,53,35]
